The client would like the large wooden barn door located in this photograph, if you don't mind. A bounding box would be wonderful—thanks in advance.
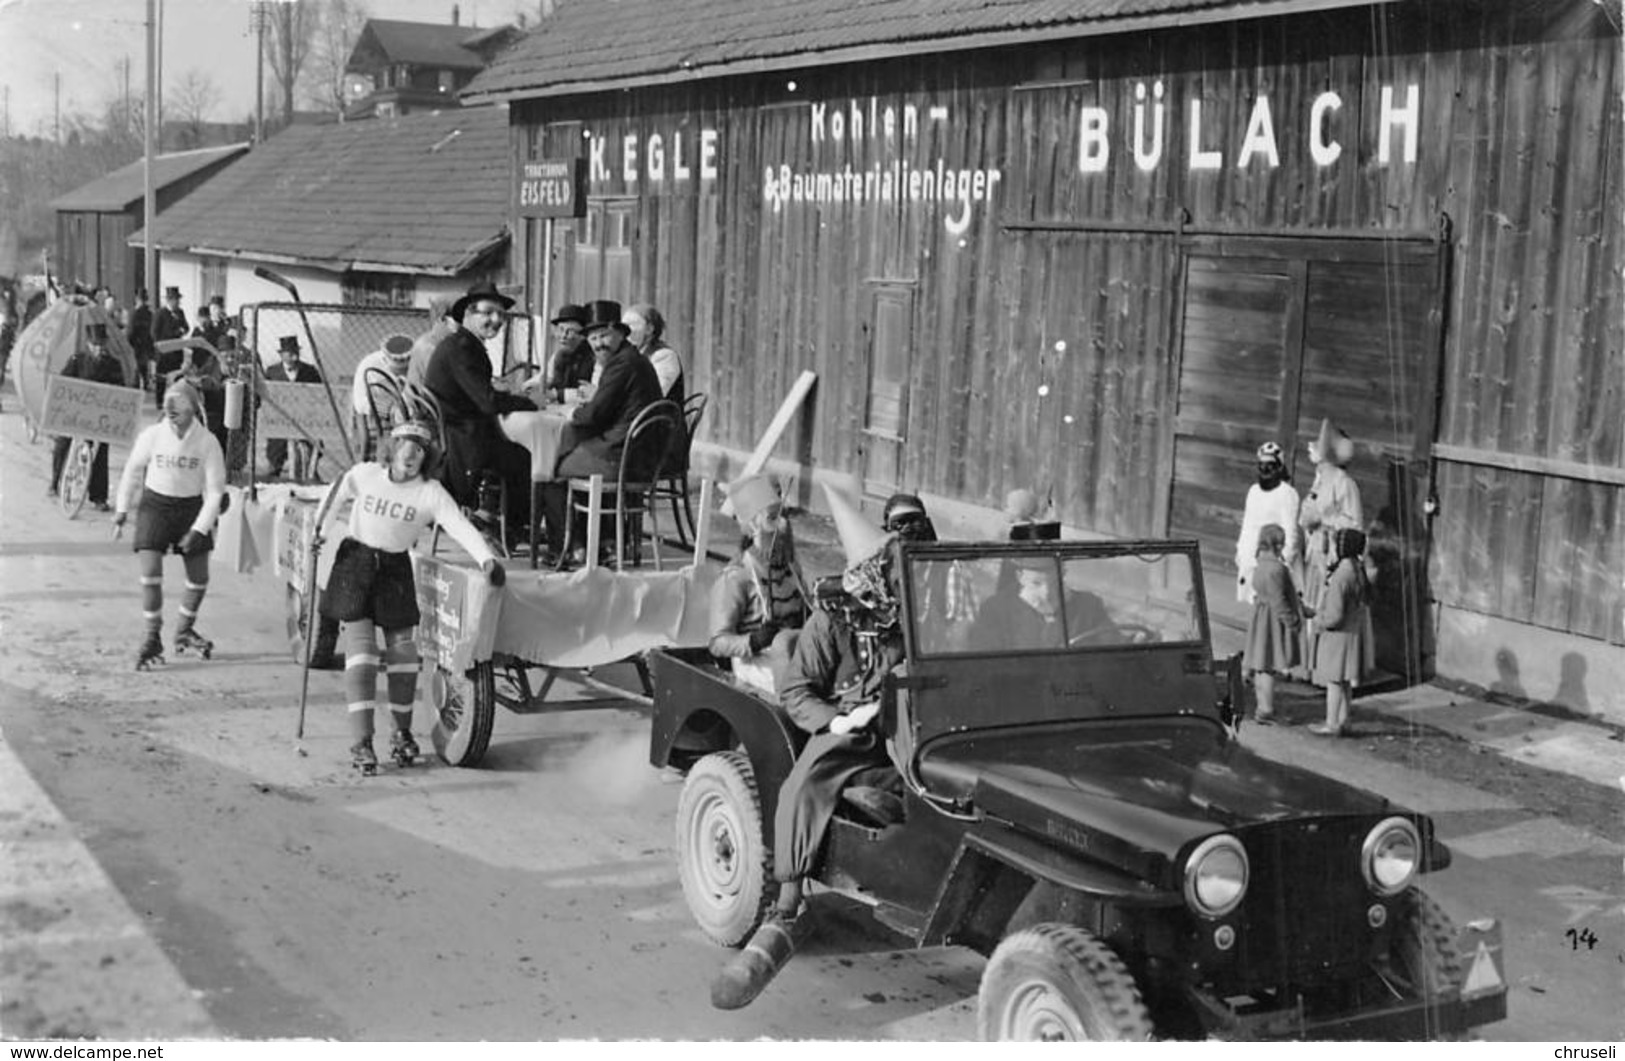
[1169,235,1447,683]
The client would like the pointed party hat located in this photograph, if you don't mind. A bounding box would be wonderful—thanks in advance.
[822,483,892,567]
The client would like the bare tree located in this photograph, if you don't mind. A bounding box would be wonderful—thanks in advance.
[170,69,220,149]
[303,0,372,114]
[262,0,318,126]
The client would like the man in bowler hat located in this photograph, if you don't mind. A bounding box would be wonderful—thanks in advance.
[544,303,595,394]
[421,280,538,538]
[537,299,662,561]
[263,335,322,478]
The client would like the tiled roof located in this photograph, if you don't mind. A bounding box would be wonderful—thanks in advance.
[360,19,491,70]
[49,145,249,212]
[132,107,511,275]
[467,0,1373,100]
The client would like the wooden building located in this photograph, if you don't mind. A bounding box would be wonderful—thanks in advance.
[467,0,1623,718]
[49,144,247,306]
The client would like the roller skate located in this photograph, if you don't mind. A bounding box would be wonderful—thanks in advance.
[135,634,165,671]
[350,739,378,777]
[389,730,420,768]
[173,626,214,660]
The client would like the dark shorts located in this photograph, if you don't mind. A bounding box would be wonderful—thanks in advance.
[133,490,211,554]
[321,538,420,629]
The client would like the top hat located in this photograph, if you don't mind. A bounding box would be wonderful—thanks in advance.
[277,335,301,355]
[550,303,589,327]
[822,484,891,568]
[582,299,629,335]
[382,333,415,359]
[450,280,515,322]
[727,475,781,529]
[86,322,109,342]
[163,286,182,300]
[208,293,225,307]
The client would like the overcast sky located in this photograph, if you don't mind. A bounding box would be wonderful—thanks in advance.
[0,0,533,138]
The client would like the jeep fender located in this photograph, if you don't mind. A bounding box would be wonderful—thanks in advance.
[920,822,1183,954]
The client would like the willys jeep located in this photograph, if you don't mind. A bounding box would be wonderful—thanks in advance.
[648,538,1507,1040]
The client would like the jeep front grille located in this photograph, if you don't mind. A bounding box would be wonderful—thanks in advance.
[1232,821,1375,987]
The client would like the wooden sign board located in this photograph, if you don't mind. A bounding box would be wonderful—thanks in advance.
[515,157,587,219]
[411,554,503,672]
[40,375,143,446]
[259,381,350,475]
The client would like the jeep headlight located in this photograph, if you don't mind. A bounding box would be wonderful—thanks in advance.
[1362,816,1420,896]
[1183,834,1248,917]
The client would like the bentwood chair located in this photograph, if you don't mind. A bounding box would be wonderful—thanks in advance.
[414,384,509,561]
[650,392,707,546]
[561,399,682,571]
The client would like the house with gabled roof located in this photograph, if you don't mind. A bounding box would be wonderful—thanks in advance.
[464,0,1624,713]
[343,17,523,120]
[49,144,248,306]
[131,105,516,381]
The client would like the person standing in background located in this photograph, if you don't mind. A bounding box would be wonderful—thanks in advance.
[151,286,188,407]
[407,296,457,391]
[1298,419,1370,683]
[1236,441,1300,605]
[126,288,155,395]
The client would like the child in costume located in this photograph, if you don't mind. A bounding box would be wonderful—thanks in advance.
[1242,523,1309,723]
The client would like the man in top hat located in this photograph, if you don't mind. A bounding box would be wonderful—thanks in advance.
[543,303,595,395]
[151,285,189,406]
[352,333,417,458]
[126,288,155,394]
[711,486,908,1011]
[262,335,323,478]
[49,322,128,509]
[422,280,538,537]
[407,294,457,390]
[535,299,662,561]
[194,293,230,350]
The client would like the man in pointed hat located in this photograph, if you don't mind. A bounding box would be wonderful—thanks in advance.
[711,485,907,1011]
[708,475,809,693]
[1298,418,1367,680]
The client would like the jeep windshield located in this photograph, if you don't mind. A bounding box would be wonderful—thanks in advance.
[902,541,1208,657]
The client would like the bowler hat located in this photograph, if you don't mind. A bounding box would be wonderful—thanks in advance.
[550,303,589,327]
[208,293,225,307]
[277,335,301,354]
[582,299,628,335]
[164,286,182,300]
[450,280,515,322]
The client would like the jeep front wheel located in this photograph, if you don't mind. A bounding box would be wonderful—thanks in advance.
[676,751,772,947]
[1395,886,1464,999]
[978,924,1153,1041]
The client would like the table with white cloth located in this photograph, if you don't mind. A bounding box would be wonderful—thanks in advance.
[500,404,580,563]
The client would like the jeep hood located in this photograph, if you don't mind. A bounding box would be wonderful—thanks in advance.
[927,721,1395,878]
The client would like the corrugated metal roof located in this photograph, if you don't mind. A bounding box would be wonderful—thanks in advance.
[131,108,511,276]
[362,19,490,70]
[48,144,249,213]
[467,0,1384,100]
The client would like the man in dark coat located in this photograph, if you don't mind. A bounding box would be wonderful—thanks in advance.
[422,280,537,537]
[262,335,322,477]
[150,285,188,406]
[126,288,155,394]
[194,294,231,349]
[49,323,128,508]
[543,303,595,394]
[537,299,662,559]
[711,486,907,1011]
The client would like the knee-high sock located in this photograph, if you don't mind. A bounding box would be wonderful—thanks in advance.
[138,552,163,640]
[344,619,381,742]
[177,554,210,632]
[382,626,419,731]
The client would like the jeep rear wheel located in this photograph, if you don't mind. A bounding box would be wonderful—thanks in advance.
[978,924,1153,1041]
[677,751,772,947]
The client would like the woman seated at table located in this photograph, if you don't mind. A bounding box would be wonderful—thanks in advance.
[709,475,808,695]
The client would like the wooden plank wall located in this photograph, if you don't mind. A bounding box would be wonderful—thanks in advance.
[511,0,1621,643]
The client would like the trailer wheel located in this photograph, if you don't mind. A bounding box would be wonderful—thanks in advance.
[58,438,93,519]
[429,660,495,768]
[676,751,772,947]
[978,924,1153,1041]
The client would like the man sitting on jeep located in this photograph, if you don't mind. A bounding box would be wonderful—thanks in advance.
[710,486,908,1011]
[708,474,809,694]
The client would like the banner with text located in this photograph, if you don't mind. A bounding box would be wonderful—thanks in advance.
[40,375,143,446]
[412,554,502,672]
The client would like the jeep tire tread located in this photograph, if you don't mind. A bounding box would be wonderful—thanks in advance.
[1396,886,1464,999]
[676,750,773,948]
[978,923,1153,1041]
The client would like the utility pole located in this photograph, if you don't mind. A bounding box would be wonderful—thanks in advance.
[144,0,158,302]
[53,72,59,142]
[254,1,265,143]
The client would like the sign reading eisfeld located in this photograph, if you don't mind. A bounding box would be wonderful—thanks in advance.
[41,375,144,446]
[514,157,587,219]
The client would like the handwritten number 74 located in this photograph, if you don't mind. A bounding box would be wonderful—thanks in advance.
[1565,927,1598,950]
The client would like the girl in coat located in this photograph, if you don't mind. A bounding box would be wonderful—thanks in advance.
[113,380,227,669]
[310,419,506,774]
[1242,523,1308,723]
[1310,527,1371,736]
